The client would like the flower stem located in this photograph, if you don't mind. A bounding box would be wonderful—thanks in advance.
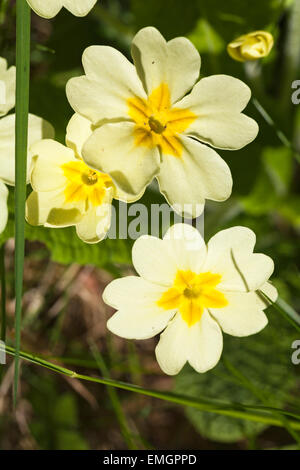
[252,97,300,164]
[14,0,31,406]
[259,291,300,334]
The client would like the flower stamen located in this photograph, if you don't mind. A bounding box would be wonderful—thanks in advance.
[82,170,98,186]
[148,115,167,134]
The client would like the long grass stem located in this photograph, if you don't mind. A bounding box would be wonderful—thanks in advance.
[14,0,31,405]
[4,344,300,431]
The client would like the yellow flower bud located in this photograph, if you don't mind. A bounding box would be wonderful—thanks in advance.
[227,31,274,62]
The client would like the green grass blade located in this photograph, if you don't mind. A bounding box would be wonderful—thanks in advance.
[0,243,6,342]
[14,0,31,405]
[259,290,300,333]
[252,97,300,164]
[276,296,300,328]
[4,344,300,431]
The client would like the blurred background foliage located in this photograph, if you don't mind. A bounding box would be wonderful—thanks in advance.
[0,0,299,450]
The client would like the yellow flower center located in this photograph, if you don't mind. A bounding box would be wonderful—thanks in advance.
[157,270,228,327]
[61,160,113,207]
[81,170,99,186]
[127,83,196,158]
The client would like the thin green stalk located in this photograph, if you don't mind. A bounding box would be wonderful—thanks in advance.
[259,291,300,333]
[0,243,6,342]
[90,343,138,450]
[252,98,300,164]
[4,344,300,431]
[45,356,100,369]
[14,0,31,405]
[276,296,300,328]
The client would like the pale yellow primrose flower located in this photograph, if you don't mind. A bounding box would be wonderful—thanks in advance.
[0,55,54,234]
[66,27,259,218]
[26,0,97,18]
[26,114,143,244]
[227,31,274,62]
[103,224,277,375]
[0,57,16,117]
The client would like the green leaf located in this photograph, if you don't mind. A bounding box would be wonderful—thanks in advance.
[187,18,225,55]
[53,394,79,428]
[175,308,300,443]
[278,197,300,228]
[56,430,89,450]
[1,190,132,271]
[240,168,277,215]
[29,374,89,450]
[263,147,293,195]
[239,146,293,215]
[1,182,178,271]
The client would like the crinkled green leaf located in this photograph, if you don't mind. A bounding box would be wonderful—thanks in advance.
[0,184,170,270]
[0,190,132,271]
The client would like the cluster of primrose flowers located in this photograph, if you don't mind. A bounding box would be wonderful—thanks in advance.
[0,1,277,375]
